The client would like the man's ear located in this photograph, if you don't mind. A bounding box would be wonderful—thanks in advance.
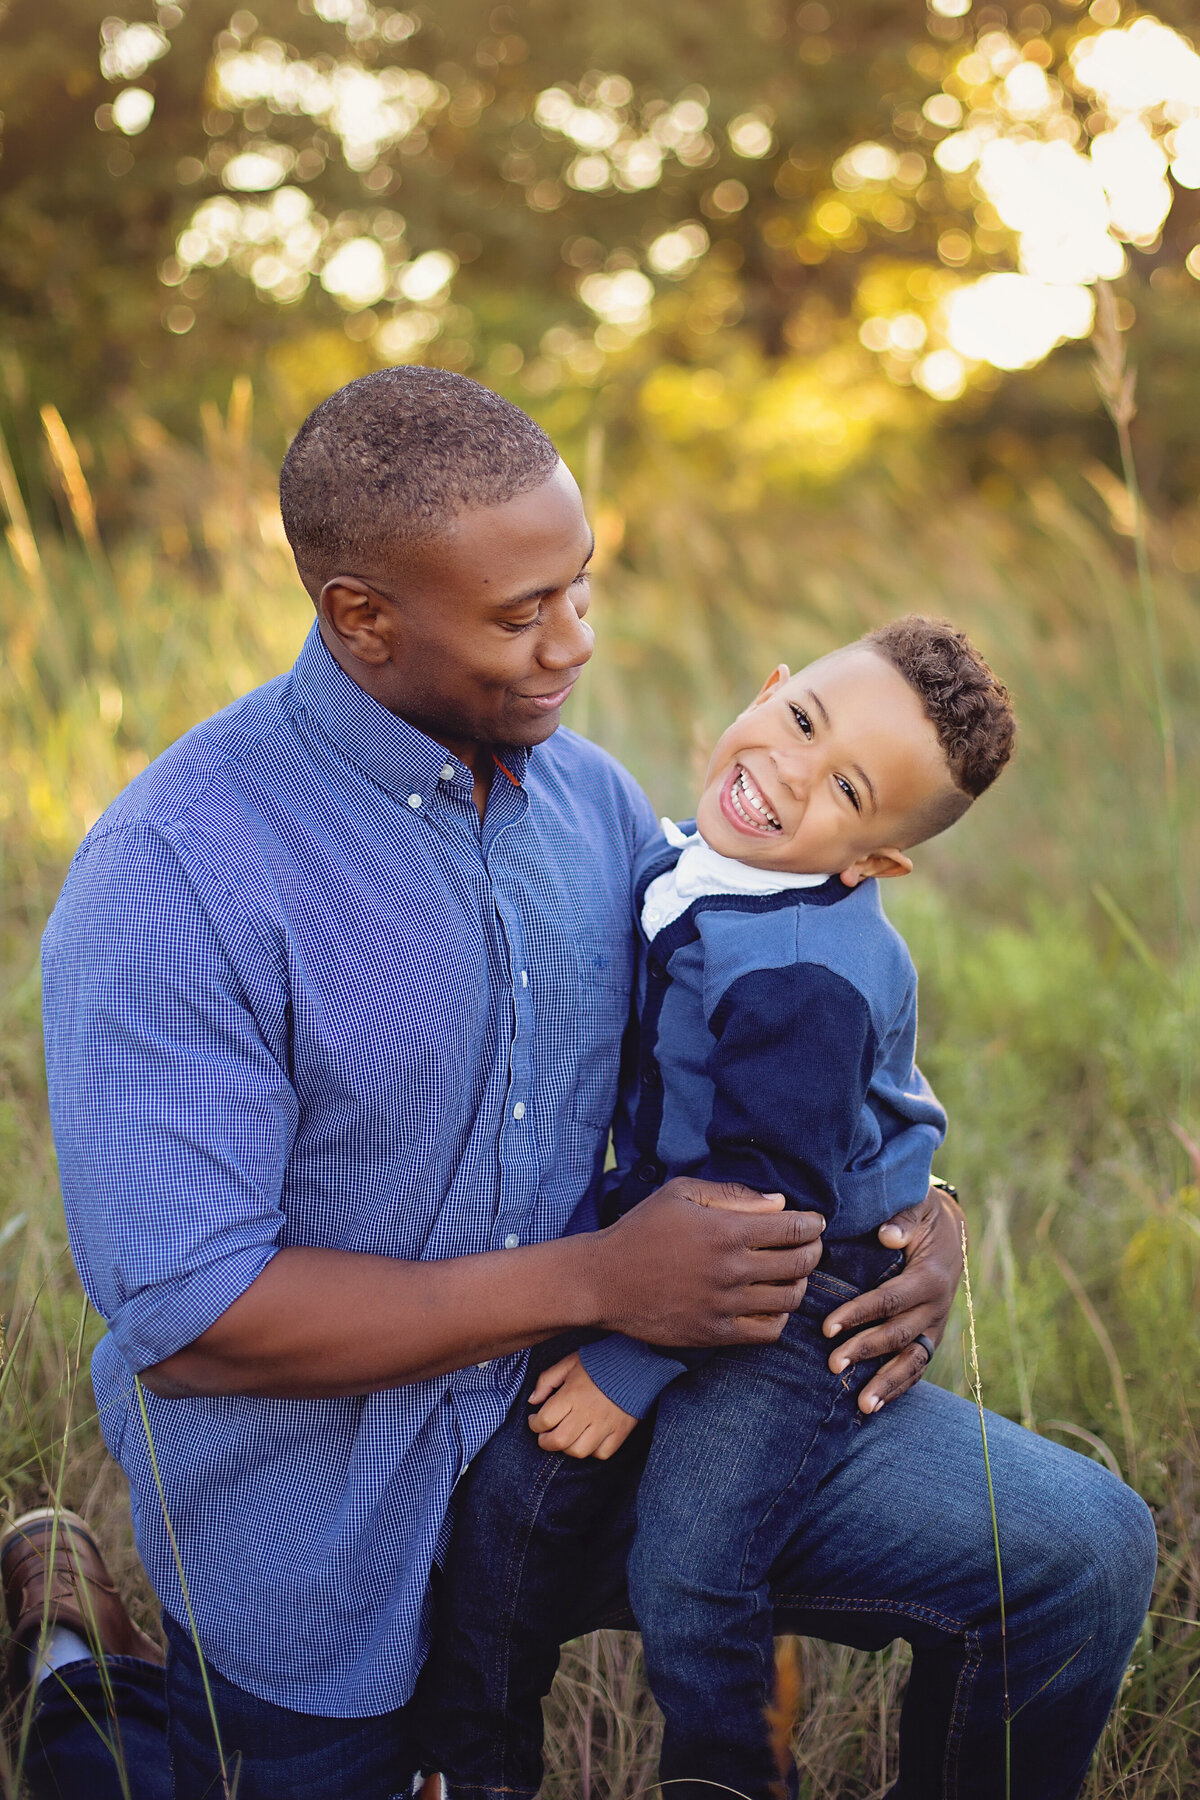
[838,848,914,888]
[748,663,791,709]
[320,577,394,667]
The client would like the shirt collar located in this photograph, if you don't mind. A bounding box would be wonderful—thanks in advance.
[666,821,828,897]
[641,821,828,940]
[290,624,530,802]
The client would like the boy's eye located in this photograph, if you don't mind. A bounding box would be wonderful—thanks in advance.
[504,615,540,633]
[789,704,813,740]
[835,774,861,813]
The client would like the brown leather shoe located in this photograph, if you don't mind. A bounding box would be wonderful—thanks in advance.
[1,1508,163,1703]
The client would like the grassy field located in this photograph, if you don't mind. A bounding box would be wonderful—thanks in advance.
[1,395,1198,1795]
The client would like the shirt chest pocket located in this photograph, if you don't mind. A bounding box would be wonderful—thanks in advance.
[571,928,634,1131]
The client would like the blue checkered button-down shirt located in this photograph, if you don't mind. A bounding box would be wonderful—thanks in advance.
[42,624,656,1716]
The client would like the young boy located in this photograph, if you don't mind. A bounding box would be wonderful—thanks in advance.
[417,616,1016,1800]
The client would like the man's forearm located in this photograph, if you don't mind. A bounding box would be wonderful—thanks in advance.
[141,1179,824,1401]
[141,1236,604,1399]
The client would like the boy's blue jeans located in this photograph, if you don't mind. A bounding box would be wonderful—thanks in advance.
[417,1241,1156,1800]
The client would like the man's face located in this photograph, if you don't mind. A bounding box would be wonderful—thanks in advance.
[695,645,951,879]
[322,460,595,757]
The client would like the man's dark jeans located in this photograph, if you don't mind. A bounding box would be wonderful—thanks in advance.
[19,1655,172,1800]
[20,1618,421,1800]
[418,1254,1157,1800]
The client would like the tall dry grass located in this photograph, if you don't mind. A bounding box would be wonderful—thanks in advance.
[0,389,1198,1795]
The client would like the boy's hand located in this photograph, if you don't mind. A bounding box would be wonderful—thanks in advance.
[527,1352,639,1460]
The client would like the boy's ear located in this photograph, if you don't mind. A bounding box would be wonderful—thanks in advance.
[748,663,791,709]
[838,848,914,888]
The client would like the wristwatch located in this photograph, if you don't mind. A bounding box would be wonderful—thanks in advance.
[929,1174,959,1201]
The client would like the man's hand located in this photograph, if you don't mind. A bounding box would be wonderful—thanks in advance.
[526,1352,639,1459]
[593,1178,824,1349]
[822,1185,965,1416]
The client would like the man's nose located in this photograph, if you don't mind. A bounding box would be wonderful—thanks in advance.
[539,594,595,670]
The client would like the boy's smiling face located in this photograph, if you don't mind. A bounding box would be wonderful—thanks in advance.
[695,645,954,886]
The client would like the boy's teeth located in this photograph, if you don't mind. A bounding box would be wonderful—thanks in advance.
[732,768,781,830]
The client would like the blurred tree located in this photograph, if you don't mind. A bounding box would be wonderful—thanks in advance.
[2,0,1199,501]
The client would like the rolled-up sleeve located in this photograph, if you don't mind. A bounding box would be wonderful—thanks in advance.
[42,823,296,1372]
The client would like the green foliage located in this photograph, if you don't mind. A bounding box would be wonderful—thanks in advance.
[0,396,1198,1791]
[5,0,1200,504]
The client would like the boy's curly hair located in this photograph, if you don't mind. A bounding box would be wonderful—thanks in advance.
[863,616,1015,840]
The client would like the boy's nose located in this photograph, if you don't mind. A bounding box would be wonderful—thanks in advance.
[771,748,811,803]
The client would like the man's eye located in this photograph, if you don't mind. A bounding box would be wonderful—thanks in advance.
[789,705,813,740]
[835,775,861,813]
[504,615,540,633]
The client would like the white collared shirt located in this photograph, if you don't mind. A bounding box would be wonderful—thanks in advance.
[640,819,829,941]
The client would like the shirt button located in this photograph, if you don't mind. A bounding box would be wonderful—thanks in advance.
[520,971,528,988]
[440,763,455,781]
[476,1359,491,1370]
[504,1233,520,1249]
[407,793,422,809]
[512,1101,526,1120]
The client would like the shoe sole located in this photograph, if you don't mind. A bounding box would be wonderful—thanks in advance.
[0,1509,98,1574]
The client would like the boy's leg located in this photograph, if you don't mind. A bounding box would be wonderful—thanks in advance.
[558,1378,1153,1800]
[628,1249,888,1800]
[415,1335,651,1800]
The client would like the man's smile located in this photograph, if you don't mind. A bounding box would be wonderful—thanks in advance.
[517,677,579,712]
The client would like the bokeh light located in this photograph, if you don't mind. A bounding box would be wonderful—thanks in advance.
[944,274,1094,371]
[320,238,389,308]
[111,88,155,136]
[899,16,1200,385]
[99,19,169,81]
[103,1,1200,431]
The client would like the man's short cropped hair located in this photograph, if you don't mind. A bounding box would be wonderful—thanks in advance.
[863,615,1016,843]
[279,366,560,583]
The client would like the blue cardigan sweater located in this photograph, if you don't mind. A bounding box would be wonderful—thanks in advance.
[578,827,947,1418]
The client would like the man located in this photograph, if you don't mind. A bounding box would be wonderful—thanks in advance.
[28,369,1152,1799]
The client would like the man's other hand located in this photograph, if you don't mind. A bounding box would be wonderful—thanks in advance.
[592,1177,824,1349]
[526,1352,638,1459]
[821,1184,966,1415]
